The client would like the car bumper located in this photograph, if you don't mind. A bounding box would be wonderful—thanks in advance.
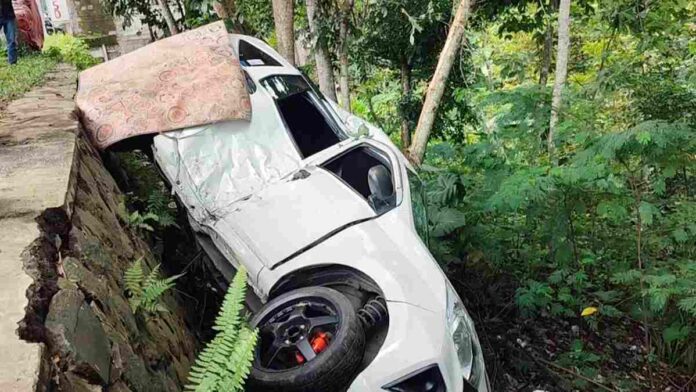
[347,301,488,392]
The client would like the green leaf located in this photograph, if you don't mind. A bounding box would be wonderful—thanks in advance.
[673,228,688,243]
[639,201,655,226]
[429,207,467,237]
[663,323,691,343]
[678,297,696,317]
[611,270,641,285]
[636,130,651,145]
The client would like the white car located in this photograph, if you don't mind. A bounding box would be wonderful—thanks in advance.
[149,35,490,392]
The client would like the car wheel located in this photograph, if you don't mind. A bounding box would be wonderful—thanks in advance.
[247,286,365,392]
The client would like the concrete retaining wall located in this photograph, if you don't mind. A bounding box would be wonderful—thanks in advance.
[0,64,197,391]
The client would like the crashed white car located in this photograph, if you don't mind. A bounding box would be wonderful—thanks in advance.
[150,35,490,392]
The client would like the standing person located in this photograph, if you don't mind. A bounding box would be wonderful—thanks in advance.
[0,0,17,65]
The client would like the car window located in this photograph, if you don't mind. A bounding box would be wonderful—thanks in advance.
[407,168,429,244]
[261,75,347,158]
[322,146,395,214]
[238,40,281,67]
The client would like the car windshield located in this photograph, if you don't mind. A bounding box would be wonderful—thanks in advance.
[261,75,347,159]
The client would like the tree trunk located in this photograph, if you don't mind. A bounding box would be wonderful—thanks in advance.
[539,0,556,85]
[539,22,553,85]
[548,0,571,162]
[306,0,337,101]
[157,0,179,36]
[407,0,472,165]
[400,60,412,149]
[213,0,236,20]
[175,0,185,23]
[272,0,295,65]
[337,0,354,112]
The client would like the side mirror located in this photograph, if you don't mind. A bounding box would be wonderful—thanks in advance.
[368,165,394,199]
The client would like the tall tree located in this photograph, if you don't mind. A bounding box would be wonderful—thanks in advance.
[360,0,450,149]
[407,0,472,164]
[157,0,180,35]
[547,0,571,161]
[272,0,295,64]
[306,0,337,101]
[337,0,354,111]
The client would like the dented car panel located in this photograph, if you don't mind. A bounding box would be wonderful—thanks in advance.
[217,167,376,268]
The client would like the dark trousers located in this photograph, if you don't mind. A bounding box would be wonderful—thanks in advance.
[0,17,17,64]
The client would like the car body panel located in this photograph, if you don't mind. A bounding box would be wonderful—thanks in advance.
[256,175,446,312]
[152,81,302,222]
[346,301,464,392]
[216,167,376,268]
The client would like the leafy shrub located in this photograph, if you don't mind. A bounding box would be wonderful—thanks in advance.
[125,258,181,314]
[186,268,258,392]
[43,34,99,70]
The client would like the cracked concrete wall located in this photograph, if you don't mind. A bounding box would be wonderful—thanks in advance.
[0,64,198,392]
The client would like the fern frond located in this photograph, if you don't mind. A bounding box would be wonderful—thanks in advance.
[124,259,180,314]
[429,207,467,237]
[144,263,162,289]
[141,278,177,312]
[213,267,248,331]
[218,327,258,392]
[125,258,145,312]
[186,268,257,392]
[678,296,696,317]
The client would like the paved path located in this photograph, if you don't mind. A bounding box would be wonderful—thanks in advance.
[0,64,78,392]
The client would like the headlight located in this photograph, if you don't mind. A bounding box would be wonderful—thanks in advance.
[446,281,486,388]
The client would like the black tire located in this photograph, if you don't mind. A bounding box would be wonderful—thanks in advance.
[247,287,365,392]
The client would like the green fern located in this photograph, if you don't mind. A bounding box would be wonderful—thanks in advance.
[678,297,696,317]
[186,268,258,392]
[428,206,467,237]
[125,258,180,314]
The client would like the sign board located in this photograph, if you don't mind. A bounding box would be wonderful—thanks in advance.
[46,0,69,22]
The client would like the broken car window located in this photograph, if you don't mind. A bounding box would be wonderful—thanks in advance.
[261,75,347,158]
[323,146,396,214]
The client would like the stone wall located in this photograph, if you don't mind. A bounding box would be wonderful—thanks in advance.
[0,64,198,392]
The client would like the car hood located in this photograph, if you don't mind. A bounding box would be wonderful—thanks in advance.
[259,207,449,313]
[212,167,376,268]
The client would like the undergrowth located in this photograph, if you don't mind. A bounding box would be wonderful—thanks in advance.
[0,54,57,107]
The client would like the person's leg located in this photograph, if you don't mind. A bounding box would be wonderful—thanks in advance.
[0,19,5,59]
[5,18,17,64]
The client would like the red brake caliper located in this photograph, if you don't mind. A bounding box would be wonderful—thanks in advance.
[295,331,330,364]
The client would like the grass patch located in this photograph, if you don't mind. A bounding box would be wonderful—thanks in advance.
[0,54,57,108]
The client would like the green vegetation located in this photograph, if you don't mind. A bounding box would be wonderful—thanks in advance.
[0,34,97,109]
[0,54,57,107]
[124,257,181,314]
[96,0,693,389]
[231,0,692,389]
[116,151,180,232]
[43,34,100,70]
[336,1,694,389]
[186,268,258,392]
